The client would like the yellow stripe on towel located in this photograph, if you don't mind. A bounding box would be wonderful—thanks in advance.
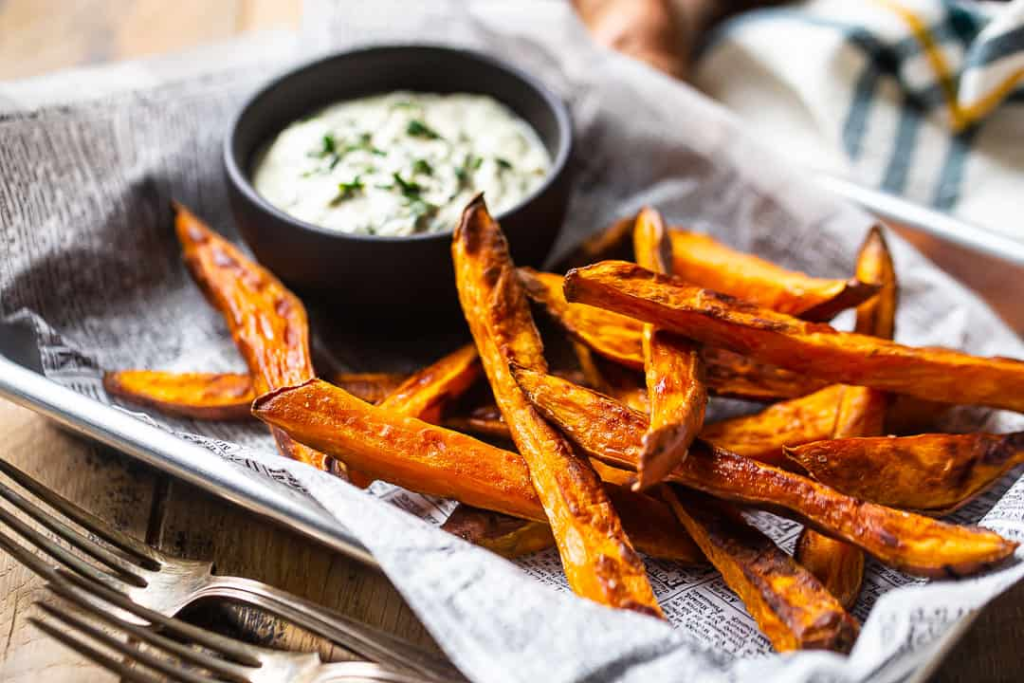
[873,0,967,129]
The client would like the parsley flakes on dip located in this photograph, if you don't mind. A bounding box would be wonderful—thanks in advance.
[251,91,552,237]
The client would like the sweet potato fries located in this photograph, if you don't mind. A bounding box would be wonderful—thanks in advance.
[112,199,1022,654]
[452,196,662,616]
[661,489,859,652]
[565,261,1024,412]
[510,366,1017,577]
[519,267,827,401]
[788,432,1024,513]
[252,378,702,564]
[667,229,878,320]
[795,225,896,607]
[174,204,334,473]
[103,370,254,420]
[632,208,706,489]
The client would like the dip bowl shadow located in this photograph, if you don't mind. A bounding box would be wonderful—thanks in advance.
[225,45,573,323]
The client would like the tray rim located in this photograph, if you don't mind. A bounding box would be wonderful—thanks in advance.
[0,353,376,568]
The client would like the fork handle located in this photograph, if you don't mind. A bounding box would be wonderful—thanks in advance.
[196,576,463,682]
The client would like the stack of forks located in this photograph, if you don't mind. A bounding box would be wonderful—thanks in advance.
[0,459,464,682]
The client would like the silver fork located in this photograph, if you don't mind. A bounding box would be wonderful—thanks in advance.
[27,560,429,683]
[0,458,462,682]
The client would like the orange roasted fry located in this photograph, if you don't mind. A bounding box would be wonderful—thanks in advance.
[787,433,1024,514]
[174,203,334,473]
[554,215,636,271]
[565,261,1024,413]
[519,267,826,401]
[441,506,555,558]
[796,225,896,607]
[103,370,253,421]
[452,196,662,616]
[330,372,407,404]
[632,208,706,490]
[510,367,1018,577]
[667,229,878,320]
[700,385,845,466]
[661,488,859,653]
[377,344,481,425]
[252,379,703,564]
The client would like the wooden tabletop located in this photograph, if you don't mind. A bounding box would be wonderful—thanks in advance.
[0,2,1021,682]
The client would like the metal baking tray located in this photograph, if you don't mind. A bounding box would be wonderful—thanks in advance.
[0,319,375,567]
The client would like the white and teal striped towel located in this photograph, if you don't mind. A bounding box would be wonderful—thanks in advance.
[694,0,1024,241]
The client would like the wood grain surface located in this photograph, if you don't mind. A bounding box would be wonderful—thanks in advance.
[0,2,1021,682]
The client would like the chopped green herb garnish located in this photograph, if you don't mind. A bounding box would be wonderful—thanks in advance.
[392,172,423,199]
[391,101,417,110]
[330,177,365,205]
[495,157,513,171]
[322,134,336,155]
[406,119,442,140]
[328,154,342,170]
[412,159,434,176]
[472,156,484,170]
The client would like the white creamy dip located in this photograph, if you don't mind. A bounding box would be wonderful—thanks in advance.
[252,92,552,237]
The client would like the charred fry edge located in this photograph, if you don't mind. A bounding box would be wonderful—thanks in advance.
[661,488,859,653]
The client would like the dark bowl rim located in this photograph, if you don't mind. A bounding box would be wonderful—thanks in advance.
[223,43,573,244]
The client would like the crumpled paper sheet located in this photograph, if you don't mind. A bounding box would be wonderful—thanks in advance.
[1,1,1023,682]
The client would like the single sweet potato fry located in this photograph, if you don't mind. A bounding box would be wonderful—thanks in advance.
[564,261,1024,413]
[330,372,407,404]
[796,225,896,607]
[377,344,481,425]
[103,370,254,420]
[700,385,845,466]
[453,196,662,616]
[519,267,826,401]
[632,208,706,489]
[252,379,702,563]
[510,367,1018,577]
[787,433,1024,514]
[441,505,555,558]
[667,229,878,320]
[174,203,334,473]
[661,488,859,653]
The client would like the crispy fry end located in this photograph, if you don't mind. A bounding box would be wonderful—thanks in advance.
[662,488,859,652]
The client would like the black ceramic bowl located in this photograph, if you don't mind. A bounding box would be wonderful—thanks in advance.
[224,45,573,321]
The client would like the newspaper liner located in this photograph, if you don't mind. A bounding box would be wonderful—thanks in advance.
[2,2,1023,681]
